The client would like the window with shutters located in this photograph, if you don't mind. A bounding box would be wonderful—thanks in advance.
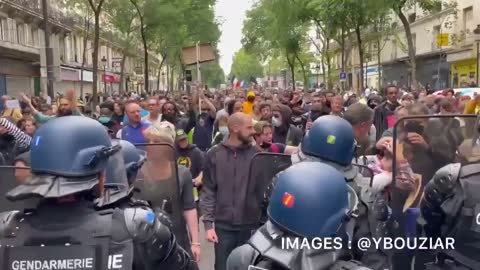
[31,28,38,46]
[0,18,5,41]
[17,23,24,45]
[25,24,31,46]
[59,36,66,62]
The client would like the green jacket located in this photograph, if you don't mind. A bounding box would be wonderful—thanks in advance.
[33,110,83,124]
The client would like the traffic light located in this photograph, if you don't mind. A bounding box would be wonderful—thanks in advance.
[185,70,192,82]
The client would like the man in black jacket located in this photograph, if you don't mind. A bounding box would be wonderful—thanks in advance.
[373,85,400,141]
[200,112,258,270]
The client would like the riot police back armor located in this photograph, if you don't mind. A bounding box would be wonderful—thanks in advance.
[422,163,480,269]
[0,205,134,270]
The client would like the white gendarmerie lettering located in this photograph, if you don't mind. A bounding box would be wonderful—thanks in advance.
[11,258,94,270]
[108,254,123,269]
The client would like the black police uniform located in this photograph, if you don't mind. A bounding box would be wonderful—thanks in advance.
[227,221,373,270]
[421,163,480,270]
[261,164,393,270]
[0,198,193,270]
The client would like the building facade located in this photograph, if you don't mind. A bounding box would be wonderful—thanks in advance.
[0,0,160,99]
[327,0,480,92]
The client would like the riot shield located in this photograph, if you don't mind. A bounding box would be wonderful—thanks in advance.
[132,143,189,249]
[390,114,477,236]
[95,151,130,208]
[0,166,38,212]
[247,152,292,225]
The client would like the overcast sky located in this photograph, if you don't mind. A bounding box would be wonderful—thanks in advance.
[215,0,254,76]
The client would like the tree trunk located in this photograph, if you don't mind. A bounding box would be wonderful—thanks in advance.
[321,55,327,87]
[157,68,161,92]
[92,12,101,106]
[80,15,89,99]
[325,42,332,90]
[286,53,295,91]
[341,26,346,91]
[119,53,127,95]
[355,25,364,94]
[377,38,382,90]
[141,27,149,94]
[295,53,308,93]
[130,0,149,94]
[87,0,104,107]
[397,10,417,89]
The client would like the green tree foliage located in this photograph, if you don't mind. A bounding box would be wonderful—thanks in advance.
[144,0,222,89]
[201,62,226,88]
[104,0,138,94]
[62,0,106,104]
[386,0,443,88]
[230,49,264,82]
[242,0,311,90]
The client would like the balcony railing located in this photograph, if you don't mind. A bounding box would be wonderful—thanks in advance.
[5,0,42,13]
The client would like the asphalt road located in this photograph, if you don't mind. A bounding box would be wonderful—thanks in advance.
[198,221,215,270]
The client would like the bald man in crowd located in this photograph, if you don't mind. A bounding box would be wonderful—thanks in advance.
[200,112,259,270]
[118,101,151,144]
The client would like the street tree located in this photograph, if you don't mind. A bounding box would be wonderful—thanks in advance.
[104,0,138,94]
[242,0,311,90]
[63,0,105,105]
[230,49,264,82]
[202,61,225,88]
[387,0,443,89]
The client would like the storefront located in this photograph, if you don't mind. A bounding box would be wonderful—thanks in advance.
[450,58,477,88]
[383,53,449,90]
[55,66,94,97]
[102,73,121,95]
[0,57,40,97]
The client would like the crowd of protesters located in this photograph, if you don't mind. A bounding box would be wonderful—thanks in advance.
[0,84,478,270]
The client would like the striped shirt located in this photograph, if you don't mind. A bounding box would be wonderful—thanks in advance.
[0,118,32,148]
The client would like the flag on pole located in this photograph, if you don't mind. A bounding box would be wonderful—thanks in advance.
[240,81,247,88]
[235,80,241,88]
[230,75,237,85]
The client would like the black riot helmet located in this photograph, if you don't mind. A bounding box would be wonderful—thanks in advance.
[7,116,119,201]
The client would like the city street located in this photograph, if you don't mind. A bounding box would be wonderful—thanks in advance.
[198,222,215,270]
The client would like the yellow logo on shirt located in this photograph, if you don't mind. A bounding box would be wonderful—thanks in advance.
[177,156,191,169]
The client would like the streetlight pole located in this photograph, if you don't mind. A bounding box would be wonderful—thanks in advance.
[474,25,480,87]
[101,56,107,95]
[42,0,54,99]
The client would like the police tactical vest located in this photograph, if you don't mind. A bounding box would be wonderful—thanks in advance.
[0,209,134,270]
[441,163,480,269]
[246,222,372,270]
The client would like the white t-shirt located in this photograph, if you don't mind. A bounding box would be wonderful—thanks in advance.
[142,114,163,125]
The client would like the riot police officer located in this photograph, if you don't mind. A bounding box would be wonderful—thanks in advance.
[287,115,391,270]
[421,161,480,270]
[227,162,372,270]
[96,139,173,228]
[0,116,193,270]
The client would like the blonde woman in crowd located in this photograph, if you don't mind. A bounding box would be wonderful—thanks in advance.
[143,124,202,263]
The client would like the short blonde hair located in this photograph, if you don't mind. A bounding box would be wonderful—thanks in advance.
[144,123,175,144]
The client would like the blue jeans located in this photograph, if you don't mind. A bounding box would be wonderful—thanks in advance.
[214,227,253,270]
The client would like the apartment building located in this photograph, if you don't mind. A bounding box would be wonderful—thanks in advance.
[326,0,479,91]
[0,0,158,99]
